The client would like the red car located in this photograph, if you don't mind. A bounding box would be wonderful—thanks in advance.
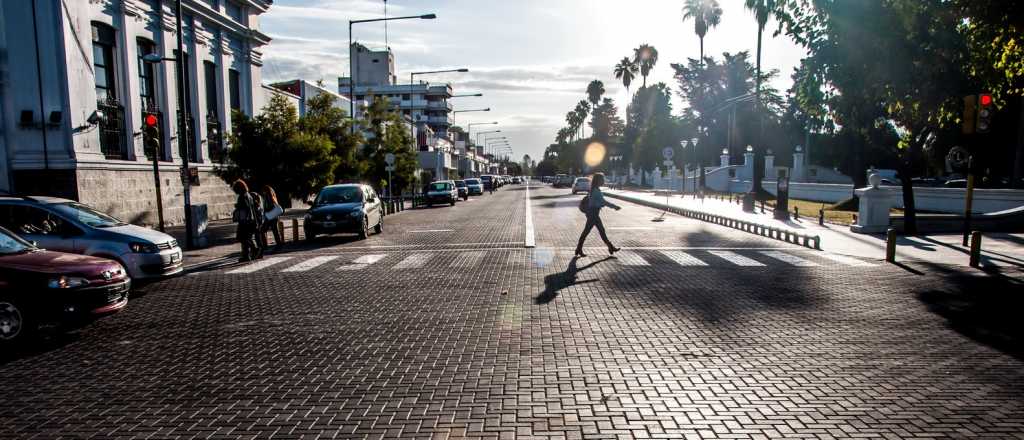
[0,226,129,346]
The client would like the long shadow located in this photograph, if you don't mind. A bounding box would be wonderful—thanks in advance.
[535,256,613,304]
[531,194,576,200]
[0,330,80,366]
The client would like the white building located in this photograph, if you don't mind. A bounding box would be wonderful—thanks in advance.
[268,78,351,116]
[0,0,271,226]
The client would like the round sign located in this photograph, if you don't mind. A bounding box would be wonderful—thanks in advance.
[946,146,969,170]
[384,153,396,165]
[662,147,674,160]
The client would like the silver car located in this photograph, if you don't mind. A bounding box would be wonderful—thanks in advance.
[0,196,183,280]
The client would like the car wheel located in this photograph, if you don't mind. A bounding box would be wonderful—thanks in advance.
[374,213,384,234]
[0,298,30,347]
[304,228,317,242]
[450,199,456,206]
[358,217,369,240]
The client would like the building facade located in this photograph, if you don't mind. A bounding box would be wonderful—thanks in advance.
[0,0,271,226]
[269,78,351,116]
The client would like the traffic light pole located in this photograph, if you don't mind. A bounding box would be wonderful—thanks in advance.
[174,0,194,249]
[962,156,975,246]
[151,140,165,232]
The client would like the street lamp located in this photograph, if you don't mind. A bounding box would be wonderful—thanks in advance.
[452,93,483,98]
[349,12,437,133]
[409,68,469,154]
[467,121,496,151]
[454,108,490,113]
[476,130,500,152]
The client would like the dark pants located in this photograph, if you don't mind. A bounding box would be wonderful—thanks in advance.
[576,209,614,253]
[259,218,283,251]
[237,222,259,261]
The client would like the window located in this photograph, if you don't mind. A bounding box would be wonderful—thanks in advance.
[204,61,223,161]
[92,22,126,160]
[401,94,410,100]
[137,38,165,161]
[228,68,241,111]
[174,50,199,162]
[225,1,243,22]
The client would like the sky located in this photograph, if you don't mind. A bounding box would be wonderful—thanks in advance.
[260,0,809,162]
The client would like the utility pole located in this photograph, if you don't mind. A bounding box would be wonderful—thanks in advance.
[174,0,194,249]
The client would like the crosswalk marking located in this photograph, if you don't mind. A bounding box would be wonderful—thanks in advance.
[659,250,708,266]
[338,254,386,270]
[226,257,292,274]
[282,256,339,272]
[450,251,486,268]
[759,250,820,267]
[815,253,876,267]
[393,253,431,269]
[708,251,766,267]
[615,251,649,266]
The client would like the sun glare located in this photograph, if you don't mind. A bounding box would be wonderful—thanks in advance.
[584,142,607,167]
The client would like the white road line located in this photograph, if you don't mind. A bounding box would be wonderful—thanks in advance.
[615,251,649,266]
[708,251,766,267]
[450,251,486,268]
[813,253,876,267]
[408,229,454,233]
[281,256,340,272]
[659,250,708,266]
[337,254,387,270]
[393,253,431,269]
[524,183,536,248]
[226,257,292,274]
[759,250,820,267]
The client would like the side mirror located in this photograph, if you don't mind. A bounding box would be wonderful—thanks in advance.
[29,241,38,247]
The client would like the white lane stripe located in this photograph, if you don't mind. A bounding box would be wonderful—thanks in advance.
[450,251,486,268]
[408,229,454,233]
[524,183,536,248]
[815,253,877,267]
[759,250,820,267]
[281,256,339,272]
[393,253,431,269]
[337,254,386,271]
[708,251,766,267]
[616,251,649,266]
[659,250,708,266]
[226,257,291,274]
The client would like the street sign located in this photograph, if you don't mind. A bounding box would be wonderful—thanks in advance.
[662,160,674,166]
[946,146,969,172]
[385,165,395,172]
[385,153,396,165]
[662,147,674,160]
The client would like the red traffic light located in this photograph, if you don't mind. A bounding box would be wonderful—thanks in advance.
[979,93,993,106]
[144,113,158,127]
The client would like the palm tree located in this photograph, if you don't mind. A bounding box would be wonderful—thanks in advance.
[682,0,722,66]
[573,101,590,140]
[633,44,659,88]
[743,0,777,194]
[613,57,638,97]
[586,80,605,137]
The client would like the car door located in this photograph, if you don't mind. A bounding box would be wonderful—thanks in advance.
[7,205,79,252]
[364,187,379,225]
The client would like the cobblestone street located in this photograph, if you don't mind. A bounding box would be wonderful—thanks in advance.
[2,183,1023,439]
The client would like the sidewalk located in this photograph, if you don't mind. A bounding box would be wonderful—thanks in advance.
[166,208,306,270]
[607,188,1024,269]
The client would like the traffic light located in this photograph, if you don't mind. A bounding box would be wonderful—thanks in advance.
[976,92,993,133]
[142,112,160,156]
[961,95,976,135]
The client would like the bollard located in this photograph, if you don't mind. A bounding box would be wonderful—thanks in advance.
[813,236,821,250]
[794,206,799,220]
[852,213,858,224]
[292,218,299,242]
[278,221,286,243]
[885,228,897,263]
[969,231,982,267]
[819,209,825,226]
[760,201,765,214]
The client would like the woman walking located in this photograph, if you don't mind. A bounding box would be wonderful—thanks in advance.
[575,173,621,257]
[259,185,284,253]
[231,180,260,262]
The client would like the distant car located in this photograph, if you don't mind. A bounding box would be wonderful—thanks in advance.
[304,184,383,241]
[425,181,459,206]
[481,175,497,191]
[465,178,484,196]
[512,176,522,184]
[554,175,575,188]
[572,177,591,194]
[0,196,182,280]
[0,226,129,346]
[454,180,469,200]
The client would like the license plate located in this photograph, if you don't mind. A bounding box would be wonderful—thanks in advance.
[322,221,336,228]
[170,252,181,264]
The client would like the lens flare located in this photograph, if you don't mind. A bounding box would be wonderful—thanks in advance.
[583,142,606,168]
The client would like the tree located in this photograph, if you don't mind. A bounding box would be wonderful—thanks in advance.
[586,80,606,137]
[633,44,659,88]
[589,98,625,142]
[217,94,339,202]
[743,0,780,195]
[360,95,418,195]
[614,57,638,98]
[682,0,723,65]
[299,93,365,182]
[573,100,591,140]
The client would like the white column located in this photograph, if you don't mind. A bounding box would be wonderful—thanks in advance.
[764,154,775,180]
[720,153,731,168]
[793,151,806,182]
[742,151,754,180]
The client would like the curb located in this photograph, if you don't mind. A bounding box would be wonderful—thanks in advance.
[606,192,822,250]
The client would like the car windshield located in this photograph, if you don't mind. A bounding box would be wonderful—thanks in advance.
[315,186,362,205]
[430,183,450,191]
[51,202,126,228]
[0,227,35,255]
[466,179,480,184]
[455,181,466,187]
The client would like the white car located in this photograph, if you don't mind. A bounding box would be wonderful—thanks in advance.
[571,177,591,194]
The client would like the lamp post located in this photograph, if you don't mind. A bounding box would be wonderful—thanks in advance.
[349,13,437,133]
[454,108,490,113]
[476,130,500,156]
[467,121,496,150]
[408,68,468,156]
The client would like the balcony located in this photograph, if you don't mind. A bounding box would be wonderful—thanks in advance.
[427,100,453,111]
[426,114,454,126]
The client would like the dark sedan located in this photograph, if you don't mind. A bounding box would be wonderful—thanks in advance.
[0,226,129,346]
[304,184,384,241]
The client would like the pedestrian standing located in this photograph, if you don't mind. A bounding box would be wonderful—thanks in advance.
[231,180,260,262]
[259,185,284,253]
[574,173,621,257]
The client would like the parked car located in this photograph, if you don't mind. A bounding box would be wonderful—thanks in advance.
[425,181,459,206]
[0,196,182,280]
[454,180,469,200]
[481,175,497,191]
[0,226,129,345]
[512,176,522,184]
[572,177,591,194]
[465,178,484,196]
[304,184,383,241]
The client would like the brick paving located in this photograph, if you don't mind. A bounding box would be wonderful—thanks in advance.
[1,183,1023,439]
